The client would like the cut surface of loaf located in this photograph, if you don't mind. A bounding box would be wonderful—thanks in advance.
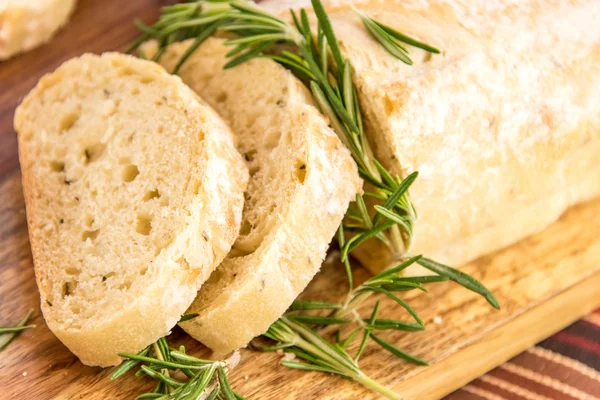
[144,38,361,354]
[0,0,77,60]
[14,52,248,366]
[262,0,600,273]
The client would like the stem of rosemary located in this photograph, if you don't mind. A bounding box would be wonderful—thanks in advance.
[355,373,403,400]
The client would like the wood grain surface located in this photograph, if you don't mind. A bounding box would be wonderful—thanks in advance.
[1,1,599,399]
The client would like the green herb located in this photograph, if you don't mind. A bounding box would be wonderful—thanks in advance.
[129,1,498,398]
[128,0,433,263]
[0,309,35,351]
[178,313,199,323]
[111,337,246,400]
[353,7,440,64]
[264,317,403,400]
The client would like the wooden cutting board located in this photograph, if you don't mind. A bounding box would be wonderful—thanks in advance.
[1,1,599,399]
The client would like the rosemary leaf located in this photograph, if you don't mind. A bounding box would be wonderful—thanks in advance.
[281,360,345,376]
[374,21,440,54]
[354,9,413,65]
[0,309,34,351]
[288,315,351,325]
[290,300,342,310]
[373,171,418,225]
[357,285,424,326]
[174,21,222,73]
[217,366,237,400]
[364,319,424,331]
[375,255,422,278]
[355,301,379,361]
[417,258,500,309]
[371,334,428,365]
[178,313,199,323]
[225,40,274,69]
[136,394,163,399]
[110,347,150,380]
[397,276,450,284]
[310,0,344,70]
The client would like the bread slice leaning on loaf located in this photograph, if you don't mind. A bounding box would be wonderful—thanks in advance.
[143,38,362,354]
[14,53,248,366]
[0,0,77,60]
[261,0,600,273]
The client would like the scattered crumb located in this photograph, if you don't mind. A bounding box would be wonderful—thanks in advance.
[22,372,27,377]
[324,250,341,266]
[244,375,249,381]
[282,352,297,362]
[433,316,443,325]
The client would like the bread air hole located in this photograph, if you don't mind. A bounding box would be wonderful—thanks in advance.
[59,111,80,132]
[143,189,160,201]
[215,91,228,103]
[122,164,139,182]
[136,214,152,236]
[65,266,80,275]
[84,214,94,227]
[119,280,132,290]
[49,160,65,172]
[82,229,100,241]
[103,272,115,282]
[83,143,106,164]
[294,160,307,184]
[244,150,257,162]
[61,281,77,298]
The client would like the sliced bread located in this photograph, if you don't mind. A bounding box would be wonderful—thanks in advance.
[14,52,248,366]
[0,0,77,60]
[261,0,600,273]
[143,38,361,354]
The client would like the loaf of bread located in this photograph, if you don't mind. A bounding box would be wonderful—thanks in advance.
[0,0,76,60]
[262,0,600,273]
[143,38,361,354]
[14,53,248,366]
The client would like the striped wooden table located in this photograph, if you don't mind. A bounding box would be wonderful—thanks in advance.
[447,310,600,400]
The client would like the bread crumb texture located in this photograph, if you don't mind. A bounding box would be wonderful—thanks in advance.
[14,52,248,366]
[144,38,361,354]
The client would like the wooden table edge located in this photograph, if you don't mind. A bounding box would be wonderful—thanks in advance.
[391,269,600,399]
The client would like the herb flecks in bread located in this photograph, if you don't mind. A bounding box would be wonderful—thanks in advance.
[14,52,248,366]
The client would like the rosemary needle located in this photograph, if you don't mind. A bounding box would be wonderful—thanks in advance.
[111,338,246,399]
[129,1,499,398]
[0,309,35,351]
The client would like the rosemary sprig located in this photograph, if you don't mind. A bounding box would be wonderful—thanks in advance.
[274,254,497,386]
[130,2,498,398]
[354,7,440,64]
[129,0,432,264]
[111,336,246,400]
[0,309,35,351]
[264,317,403,400]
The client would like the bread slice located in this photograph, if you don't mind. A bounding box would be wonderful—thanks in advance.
[0,0,77,60]
[261,0,600,273]
[143,38,361,354]
[14,52,248,366]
